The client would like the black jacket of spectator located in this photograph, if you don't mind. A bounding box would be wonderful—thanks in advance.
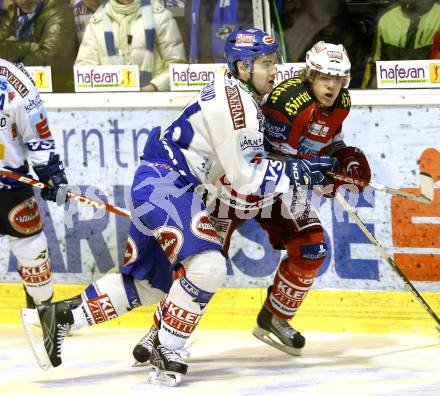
[0,0,78,92]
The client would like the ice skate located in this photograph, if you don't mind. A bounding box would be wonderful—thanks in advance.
[147,334,188,387]
[132,323,158,366]
[24,289,53,330]
[21,300,74,370]
[252,305,305,356]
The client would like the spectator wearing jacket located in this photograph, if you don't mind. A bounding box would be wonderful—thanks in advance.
[0,0,78,92]
[71,0,102,44]
[1,0,13,17]
[362,0,440,87]
[75,0,186,91]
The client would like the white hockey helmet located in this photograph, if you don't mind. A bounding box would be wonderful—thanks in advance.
[305,41,351,88]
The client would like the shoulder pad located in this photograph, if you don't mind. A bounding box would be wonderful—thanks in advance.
[266,79,313,119]
[335,88,351,110]
[267,78,302,105]
[14,62,33,82]
[0,63,32,99]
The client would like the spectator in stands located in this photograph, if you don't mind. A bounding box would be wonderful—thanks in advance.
[362,0,440,88]
[75,0,186,92]
[71,0,102,44]
[0,0,78,92]
[184,0,254,64]
[274,0,379,88]
[0,0,13,18]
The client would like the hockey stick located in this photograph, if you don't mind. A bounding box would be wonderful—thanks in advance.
[0,168,131,218]
[328,171,434,204]
[335,192,440,332]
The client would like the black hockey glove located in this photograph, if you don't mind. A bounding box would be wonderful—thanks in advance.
[288,156,340,189]
[34,154,68,206]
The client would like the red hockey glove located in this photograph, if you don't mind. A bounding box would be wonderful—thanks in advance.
[335,146,371,181]
[325,146,371,196]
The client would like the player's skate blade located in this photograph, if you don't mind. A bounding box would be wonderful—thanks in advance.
[21,308,52,371]
[132,360,149,367]
[148,334,188,386]
[147,366,182,387]
[252,326,303,356]
[133,345,192,367]
[132,324,158,367]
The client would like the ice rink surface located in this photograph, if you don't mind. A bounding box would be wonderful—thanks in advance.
[1,325,440,396]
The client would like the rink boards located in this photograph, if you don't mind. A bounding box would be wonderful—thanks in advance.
[0,93,439,334]
[1,283,440,335]
[0,100,439,288]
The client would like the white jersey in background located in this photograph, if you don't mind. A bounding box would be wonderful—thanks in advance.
[0,59,56,189]
[160,71,291,205]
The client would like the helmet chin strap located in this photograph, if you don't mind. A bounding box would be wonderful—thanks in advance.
[243,69,264,98]
[246,75,262,96]
[237,61,264,97]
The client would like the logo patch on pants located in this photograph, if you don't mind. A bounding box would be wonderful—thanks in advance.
[154,226,184,264]
[123,235,138,266]
[8,196,42,235]
[191,212,222,245]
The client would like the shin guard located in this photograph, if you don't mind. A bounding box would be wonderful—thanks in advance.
[10,233,53,305]
[159,276,214,351]
[70,273,142,330]
[266,230,327,319]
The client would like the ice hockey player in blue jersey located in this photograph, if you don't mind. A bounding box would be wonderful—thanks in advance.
[0,58,68,309]
[21,28,339,386]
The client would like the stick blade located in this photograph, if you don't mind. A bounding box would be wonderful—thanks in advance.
[420,172,434,203]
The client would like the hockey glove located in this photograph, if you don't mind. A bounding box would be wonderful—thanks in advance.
[34,154,68,206]
[288,156,340,189]
[332,146,371,193]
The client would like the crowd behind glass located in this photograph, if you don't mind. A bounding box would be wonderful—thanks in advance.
[0,0,439,92]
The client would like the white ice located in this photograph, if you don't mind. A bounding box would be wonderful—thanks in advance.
[1,325,439,396]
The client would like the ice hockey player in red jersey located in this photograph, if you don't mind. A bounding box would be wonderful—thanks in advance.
[252,41,372,353]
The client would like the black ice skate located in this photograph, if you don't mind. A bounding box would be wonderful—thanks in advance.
[148,334,188,387]
[252,304,305,356]
[21,300,74,370]
[132,323,158,366]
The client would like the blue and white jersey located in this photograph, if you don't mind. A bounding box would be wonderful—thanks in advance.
[0,59,56,189]
[158,71,291,207]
